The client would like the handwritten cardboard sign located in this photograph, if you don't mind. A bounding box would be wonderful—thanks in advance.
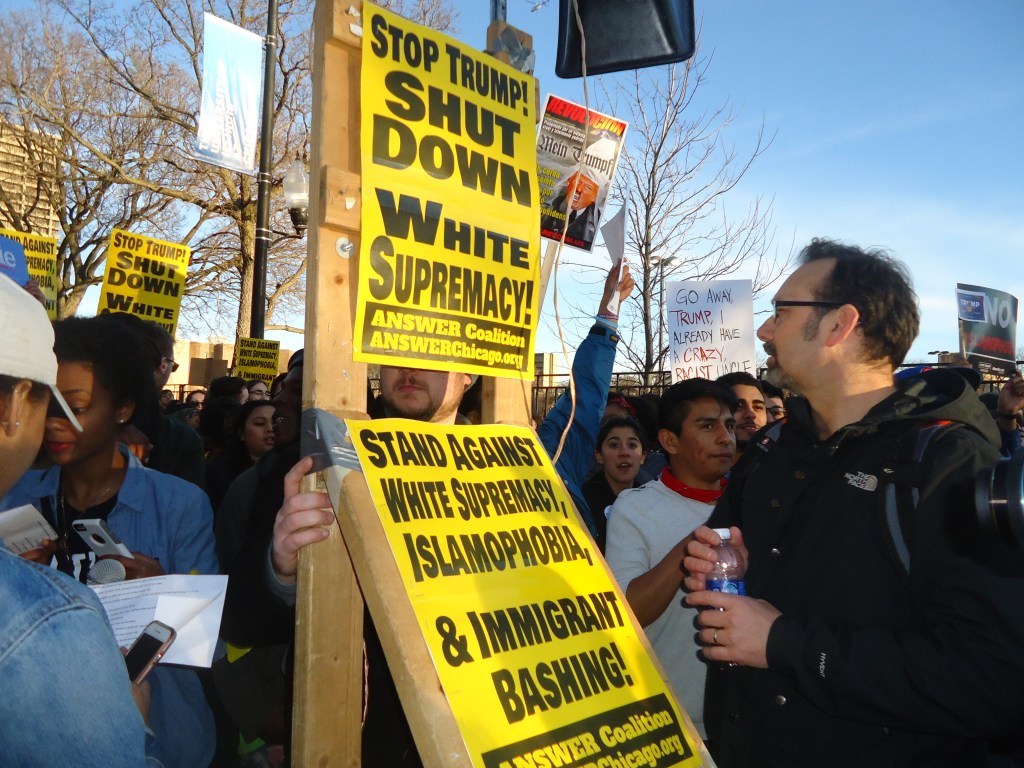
[666,279,755,383]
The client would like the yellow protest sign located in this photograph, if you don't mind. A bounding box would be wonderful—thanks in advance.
[97,229,190,335]
[354,4,541,380]
[0,227,59,319]
[233,337,281,383]
[348,419,704,768]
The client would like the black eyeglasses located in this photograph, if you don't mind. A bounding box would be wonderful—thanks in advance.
[771,300,845,320]
[161,356,179,373]
[767,405,786,419]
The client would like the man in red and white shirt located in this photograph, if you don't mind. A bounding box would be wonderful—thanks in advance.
[605,378,737,739]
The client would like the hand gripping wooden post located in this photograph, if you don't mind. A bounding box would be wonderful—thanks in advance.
[293,1,366,764]
[295,3,539,764]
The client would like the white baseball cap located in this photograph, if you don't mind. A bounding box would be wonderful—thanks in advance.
[0,274,83,431]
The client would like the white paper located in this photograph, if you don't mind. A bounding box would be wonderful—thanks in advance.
[91,574,227,667]
[0,504,57,555]
[600,203,627,265]
[599,203,628,316]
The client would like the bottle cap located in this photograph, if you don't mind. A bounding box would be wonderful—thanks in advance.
[712,527,731,541]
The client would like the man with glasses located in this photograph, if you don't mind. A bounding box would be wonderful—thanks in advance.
[759,380,786,422]
[683,239,1024,767]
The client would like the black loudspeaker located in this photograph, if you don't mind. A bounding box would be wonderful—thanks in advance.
[555,0,695,78]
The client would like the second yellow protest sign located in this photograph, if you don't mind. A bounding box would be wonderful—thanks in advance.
[354,4,541,380]
[233,337,281,383]
[97,229,190,334]
[348,419,704,768]
[0,227,59,319]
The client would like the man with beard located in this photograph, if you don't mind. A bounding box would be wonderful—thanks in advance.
[218,264,634,766]
[682,239,1024,767]
[716,371,767,461]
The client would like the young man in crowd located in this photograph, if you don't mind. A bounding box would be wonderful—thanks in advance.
[685,239,1024,767]
[605,378,737,741]
[760,380,786,422]
[716,371,767,460]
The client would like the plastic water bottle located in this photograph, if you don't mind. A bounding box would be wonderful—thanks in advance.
[706,528,746,595]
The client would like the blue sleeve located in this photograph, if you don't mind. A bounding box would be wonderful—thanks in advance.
[0,593,149,766]
[165,482,219,576]
[536,320,618,530]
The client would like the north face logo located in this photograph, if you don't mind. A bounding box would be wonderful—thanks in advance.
[844,471,878,491]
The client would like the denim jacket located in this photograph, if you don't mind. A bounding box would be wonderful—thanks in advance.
[2,447,218,768]
[0,547,152,766]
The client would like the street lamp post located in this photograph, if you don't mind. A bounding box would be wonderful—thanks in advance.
[654,255,677,381]
[283,153,309,235]
[250,0,279,339]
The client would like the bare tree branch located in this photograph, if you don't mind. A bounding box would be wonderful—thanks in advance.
[566,48,792,385]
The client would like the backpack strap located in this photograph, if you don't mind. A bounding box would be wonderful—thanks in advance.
[880,420,963,580]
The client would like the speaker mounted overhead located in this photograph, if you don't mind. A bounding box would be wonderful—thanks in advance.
[555,0,696,78]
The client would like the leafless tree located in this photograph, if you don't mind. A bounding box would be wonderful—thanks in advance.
[564,50,790,386]
[0,18,195,317]
[0,0,458,336]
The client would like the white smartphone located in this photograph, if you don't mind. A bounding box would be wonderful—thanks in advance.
[72,518,134,559]
[124,621,176,683]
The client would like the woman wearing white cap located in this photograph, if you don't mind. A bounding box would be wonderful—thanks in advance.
[0,273,152,765]
[3,312,218,768]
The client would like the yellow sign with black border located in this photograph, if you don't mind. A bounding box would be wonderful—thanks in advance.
[349,419,704,768]
[354,4,541,379]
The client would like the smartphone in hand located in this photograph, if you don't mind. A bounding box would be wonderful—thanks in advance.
[72,518,134,559]
[124,621,176,683]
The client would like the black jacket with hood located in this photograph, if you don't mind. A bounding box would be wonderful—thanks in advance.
[704,369,1024,768]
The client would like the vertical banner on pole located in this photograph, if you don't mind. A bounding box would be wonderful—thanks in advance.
[195,13,263,173]
[0,228,59,319]
[354,4,541,380]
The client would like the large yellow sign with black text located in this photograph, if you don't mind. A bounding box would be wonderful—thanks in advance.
[354,4,541,379]
[97,229,190,335]
[349,419,703,768]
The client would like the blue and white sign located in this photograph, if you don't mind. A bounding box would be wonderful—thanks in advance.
[194,14,262,173]
[0,235,30,286]
[957,283,1018,377]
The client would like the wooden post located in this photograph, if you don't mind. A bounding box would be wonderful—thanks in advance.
[296,4,543,764]
[294,0,366,764]
[479,22,542,429]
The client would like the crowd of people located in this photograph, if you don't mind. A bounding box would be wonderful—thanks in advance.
[1,239,1024,767]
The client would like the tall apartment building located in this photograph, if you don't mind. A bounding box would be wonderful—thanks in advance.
[0,120,60,238]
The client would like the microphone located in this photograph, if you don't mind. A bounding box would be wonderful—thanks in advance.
[87,558,127,585]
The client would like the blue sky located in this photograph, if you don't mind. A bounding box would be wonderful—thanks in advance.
[60,1,1022,368]
[459,0,1024,366]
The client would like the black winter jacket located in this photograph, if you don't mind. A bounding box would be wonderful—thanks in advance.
[705,369,1024,768]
